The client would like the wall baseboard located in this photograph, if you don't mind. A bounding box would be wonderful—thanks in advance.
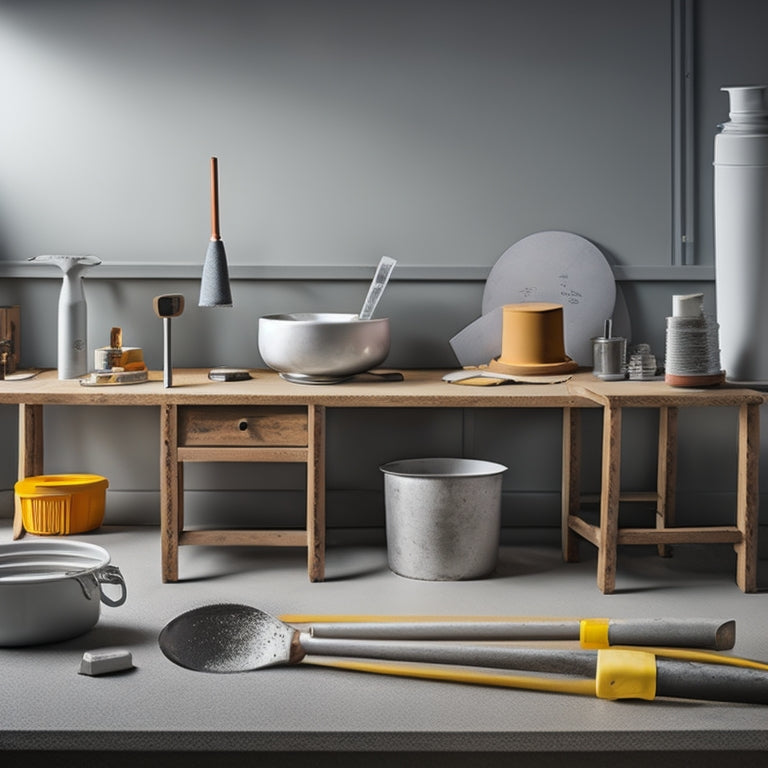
[1,489,764,545]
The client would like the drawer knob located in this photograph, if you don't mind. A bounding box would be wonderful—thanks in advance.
[238,420,249,431]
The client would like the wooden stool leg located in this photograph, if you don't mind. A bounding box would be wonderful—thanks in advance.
[160,403,181,582]
[735,403,759,592]
[561,407,581,562]
[597,404,622,594]
[656,406,678,557]
[307,404,326,582]
[14,404,44,540]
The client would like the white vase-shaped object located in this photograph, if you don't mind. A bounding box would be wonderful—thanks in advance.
[29,255,101,379]
[714,85,768,385]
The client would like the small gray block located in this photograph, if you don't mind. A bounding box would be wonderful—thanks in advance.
[79,648,134,676]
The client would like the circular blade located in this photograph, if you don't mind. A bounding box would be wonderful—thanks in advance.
[159,604,294,673]
[482,231,616,366]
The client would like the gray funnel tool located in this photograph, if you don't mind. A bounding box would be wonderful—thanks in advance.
[199,156,233,307]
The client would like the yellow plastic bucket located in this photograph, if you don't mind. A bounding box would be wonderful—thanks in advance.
[15,474,109,535]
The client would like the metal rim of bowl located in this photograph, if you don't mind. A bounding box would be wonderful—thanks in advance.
[260,312,388,325]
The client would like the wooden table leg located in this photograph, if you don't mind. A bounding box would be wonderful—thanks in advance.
[160,404,180,582]
[735,402,759,592]
[307,404,326,582]
[597,403,622,594]
[656,406,678,557]
[561,407,581,562]
[13,403,44,540]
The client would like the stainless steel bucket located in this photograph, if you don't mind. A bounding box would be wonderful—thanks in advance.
[380,458,507,581]
[0,540,127,646]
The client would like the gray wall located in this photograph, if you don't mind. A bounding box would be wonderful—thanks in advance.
[0,0,672,271]
[0,0,766,541]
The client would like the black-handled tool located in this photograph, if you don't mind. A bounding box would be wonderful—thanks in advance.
[153,294,185,388]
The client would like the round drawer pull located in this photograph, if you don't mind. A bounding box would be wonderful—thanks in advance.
[238,420,249,431]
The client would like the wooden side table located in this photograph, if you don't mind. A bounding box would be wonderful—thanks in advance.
[564,379,764,594]
[160,402,326,583]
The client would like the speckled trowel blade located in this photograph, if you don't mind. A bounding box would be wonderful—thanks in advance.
[159,604,295,673]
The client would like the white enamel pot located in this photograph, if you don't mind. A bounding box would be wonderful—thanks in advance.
[0,540,127,646]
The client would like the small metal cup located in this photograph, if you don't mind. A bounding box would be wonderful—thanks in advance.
[592,336,627,380]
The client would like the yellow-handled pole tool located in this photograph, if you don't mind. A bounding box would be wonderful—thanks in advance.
[279,614,735,651]
[309,647,768,705]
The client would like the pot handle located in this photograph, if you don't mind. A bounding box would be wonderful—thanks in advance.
[97,565,127,607]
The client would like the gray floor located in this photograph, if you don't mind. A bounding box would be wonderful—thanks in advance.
[2,523,768,767]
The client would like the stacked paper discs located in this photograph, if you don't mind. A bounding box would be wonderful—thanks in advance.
[665,293,724,387]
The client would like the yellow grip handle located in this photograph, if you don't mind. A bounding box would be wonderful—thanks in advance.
[595,649,657,700]
[579,618,611,648]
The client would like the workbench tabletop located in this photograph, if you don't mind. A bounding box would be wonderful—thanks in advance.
[0,369,592,408]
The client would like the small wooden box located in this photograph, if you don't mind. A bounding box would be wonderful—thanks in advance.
[0,306,20,374]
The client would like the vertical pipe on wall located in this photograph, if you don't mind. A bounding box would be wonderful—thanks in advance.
[672,0,695,266]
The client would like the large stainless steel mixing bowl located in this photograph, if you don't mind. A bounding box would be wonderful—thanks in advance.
[258,312,390,383]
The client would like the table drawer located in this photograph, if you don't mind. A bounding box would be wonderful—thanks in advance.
[178,406,308,447]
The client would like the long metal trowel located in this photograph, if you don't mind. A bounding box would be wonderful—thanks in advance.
[159,604,768,704]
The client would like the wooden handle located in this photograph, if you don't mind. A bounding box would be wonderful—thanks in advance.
[210,156,220,240]
[110,327,122,349]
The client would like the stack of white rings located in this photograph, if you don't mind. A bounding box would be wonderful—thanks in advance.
[665,293,723,386]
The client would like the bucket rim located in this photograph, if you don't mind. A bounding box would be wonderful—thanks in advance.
[0,540,111,584]
[379,457,507,478]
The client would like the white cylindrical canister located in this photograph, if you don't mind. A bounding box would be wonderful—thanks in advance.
[714,85,768,384]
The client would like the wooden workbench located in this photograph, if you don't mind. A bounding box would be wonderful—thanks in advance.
[0,369,762,593]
